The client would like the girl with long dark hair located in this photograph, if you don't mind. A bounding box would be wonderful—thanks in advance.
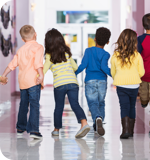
[43,29,90,138]
[111,29,145,139]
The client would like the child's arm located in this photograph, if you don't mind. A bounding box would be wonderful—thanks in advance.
[138,53,145,78]
[75,49,88,75]
[0,76,8,84]
[36,67,44,85]
[70,57,78,72]
[101,54,111,77]
[1,67,11,85]
[110,55,116,79]
[34,46,44,85]
[43,54,52,75]
[2,67,12,77]
[37,54,52,86]
[1,54,18,85]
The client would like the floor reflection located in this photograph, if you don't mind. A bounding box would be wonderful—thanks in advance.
[0,86,150,160]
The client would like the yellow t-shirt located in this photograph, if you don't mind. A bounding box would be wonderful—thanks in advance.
[43,53,78,88]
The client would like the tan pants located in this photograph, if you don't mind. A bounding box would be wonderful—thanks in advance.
[139,81,150,105]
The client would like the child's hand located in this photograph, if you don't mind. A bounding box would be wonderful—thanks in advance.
[36,75,44,85]
[0,77,8,85]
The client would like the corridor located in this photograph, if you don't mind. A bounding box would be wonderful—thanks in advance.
[0,86,149,160]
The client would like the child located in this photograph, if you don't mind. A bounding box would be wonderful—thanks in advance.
[138,13,150,108]
[42,28,90,138]
[1,25,44,139]
[75,27,111,136]
[0,76,8,84]
[111,29,145,139]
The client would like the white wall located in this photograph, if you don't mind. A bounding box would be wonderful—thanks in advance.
[145,0,150,14]
[15,0,29,91]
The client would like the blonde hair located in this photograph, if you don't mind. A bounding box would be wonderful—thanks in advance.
[20,25,35,41]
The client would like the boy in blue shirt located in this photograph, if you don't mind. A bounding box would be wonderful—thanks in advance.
[76,27,111,136]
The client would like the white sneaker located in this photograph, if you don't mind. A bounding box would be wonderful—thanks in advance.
[96,117,105,136]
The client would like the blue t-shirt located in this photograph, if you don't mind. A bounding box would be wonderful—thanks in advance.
[75,47,111,82]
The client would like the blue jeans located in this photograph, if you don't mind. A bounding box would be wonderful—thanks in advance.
[16,85,41,133]
[54,83,87,129]
[85,80,107,124]
[117,86,139,119]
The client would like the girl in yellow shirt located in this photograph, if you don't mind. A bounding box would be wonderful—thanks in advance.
[111,29,145,139]
[43,29,90,138]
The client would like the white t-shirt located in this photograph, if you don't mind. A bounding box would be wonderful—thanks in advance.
[117,84,140,89]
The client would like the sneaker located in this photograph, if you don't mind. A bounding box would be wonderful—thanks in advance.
[17,130,25,136]
[75,124,90,138]
[51,131,59,136]
[96,117,105,136]
[30,132,43,139]
[141,104,148,108]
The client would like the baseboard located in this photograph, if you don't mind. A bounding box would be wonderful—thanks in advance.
[11,91,20,96]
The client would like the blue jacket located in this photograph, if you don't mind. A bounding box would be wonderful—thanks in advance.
[75,47,111,82]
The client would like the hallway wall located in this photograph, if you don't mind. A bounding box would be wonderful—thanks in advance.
[0,1,14,102]
[15,0,29,92]
[145,0,150,14]
[1,0,149,93]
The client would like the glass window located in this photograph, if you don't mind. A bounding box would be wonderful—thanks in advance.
[88,34,95,47]
[62,34,77,48]
[57,11,108,24]
[63,34,78,54]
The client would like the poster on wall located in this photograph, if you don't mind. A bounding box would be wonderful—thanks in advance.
[0,1,17,57]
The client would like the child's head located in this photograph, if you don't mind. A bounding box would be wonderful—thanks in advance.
[95,27,111,47]
[115,29,137,67]
[45,28,72,64]
[142,13,150,30]
[20,25,36,42]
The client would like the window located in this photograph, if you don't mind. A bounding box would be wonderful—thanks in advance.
[57,11,108,24]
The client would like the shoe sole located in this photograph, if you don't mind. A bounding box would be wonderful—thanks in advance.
[52,134,59,136]
[96,119,105,136]
[120,133,130,139]
[30,135,43,140]
[75,127,90,139]
[17,133,23,136]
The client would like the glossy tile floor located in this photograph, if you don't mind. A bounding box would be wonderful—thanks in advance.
[0,86,150,160]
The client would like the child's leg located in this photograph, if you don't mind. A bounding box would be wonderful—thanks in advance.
[129,88,139,137]
[85,81,101,125]
[116,87,130,138]
[139,81,149,107]
[116,87,130,118]
[16,89,29,131]
[54,85,66,130]
[27,85,41,133]
[67,84,87,127]
[97,80,107,121]
[129,88,139,119]
[67,83,90,138]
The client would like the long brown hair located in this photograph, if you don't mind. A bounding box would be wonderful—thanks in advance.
[45,28,72,64]
[114,29,138,67]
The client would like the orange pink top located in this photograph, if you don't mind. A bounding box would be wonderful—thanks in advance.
[8,40,44,89]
